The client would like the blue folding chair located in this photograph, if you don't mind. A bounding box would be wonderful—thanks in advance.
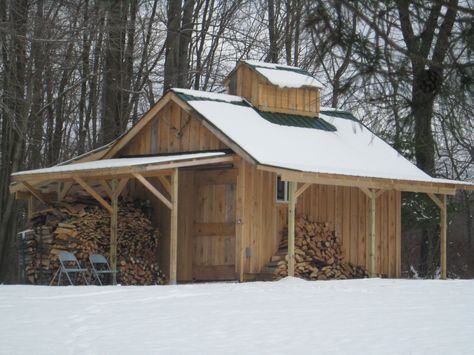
[57,251,89,285]
[89,254,116,285]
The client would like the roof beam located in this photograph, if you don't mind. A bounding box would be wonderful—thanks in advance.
[359,187,385,199]
[428,193,446,211]
[359,187,373,199]
[74,177,113,213]
[259,165,459,195]
[156,175,171,195]
[115,178,129,198]
[100,180,113,199]
[10,155,235,186]
[295,183,311,199]
[58,181,73,202]
[133,173,172,210]
[21,182,50,205]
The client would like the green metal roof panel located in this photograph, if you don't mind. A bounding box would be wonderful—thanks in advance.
[173,89,337,132]
[320,109,360,123]
[257,110,337,131]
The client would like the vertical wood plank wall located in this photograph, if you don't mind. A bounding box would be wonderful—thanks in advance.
[119,101,227,156]
[276,185,401,277]
[119,102,229,281]
[116,99,401,280]
[236,160,278,274]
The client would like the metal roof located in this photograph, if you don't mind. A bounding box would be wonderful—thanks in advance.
[174,89,337,131]
[319,109,360,123]
[257,110,336,131]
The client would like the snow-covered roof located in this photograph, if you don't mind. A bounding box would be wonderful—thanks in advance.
[172,89,468,187]
[242,60,324,89]
[172,88,244,103]
[12,152,226,177]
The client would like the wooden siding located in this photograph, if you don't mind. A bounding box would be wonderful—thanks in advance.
[120,101,227,156]
[227,63,320,117]
[119,101,231,281]
[277,184,401,277]
[116,99,401,281]
[192,168,237,281]
[236,159,278,275]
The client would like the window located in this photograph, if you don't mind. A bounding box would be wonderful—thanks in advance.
[276,176,289,202]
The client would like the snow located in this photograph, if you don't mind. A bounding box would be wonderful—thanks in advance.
[185,100,463,185]
[242,60,324,89]
[0,278,473,354]
[243,60,299,70]
[255,67,324,89]
[12,152,226,176]
[171,88,244,103]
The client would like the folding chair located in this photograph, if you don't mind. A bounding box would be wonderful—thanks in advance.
[89,254,116,286]
[57,251,89,285]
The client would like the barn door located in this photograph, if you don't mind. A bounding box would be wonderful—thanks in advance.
[192,168,236,281]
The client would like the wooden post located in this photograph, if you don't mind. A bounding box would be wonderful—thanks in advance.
[369,189,376,277]
[169,169,179,285]
[110,179,118,285]
[440,194,447,280]
[287,181,297,277]
[427,193,448,280]
[27,195,33,220]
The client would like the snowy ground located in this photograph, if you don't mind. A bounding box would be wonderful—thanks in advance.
[0,278,473,355]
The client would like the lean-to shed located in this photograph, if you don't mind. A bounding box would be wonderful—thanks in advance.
[11,60,474,283]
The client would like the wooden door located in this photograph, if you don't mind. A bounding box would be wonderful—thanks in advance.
[192,168,237,281]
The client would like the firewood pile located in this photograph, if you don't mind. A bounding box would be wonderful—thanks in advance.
[267,216,369,280]
[21,199,166,285]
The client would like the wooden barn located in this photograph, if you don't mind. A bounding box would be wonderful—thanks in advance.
[11,60,473,284]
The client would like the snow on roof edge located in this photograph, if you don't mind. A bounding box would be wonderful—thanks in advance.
[184,99,471,189]
[171,88,244,103]
[242,59,300,70]
[12,152,227,177]
[262,162,471,187]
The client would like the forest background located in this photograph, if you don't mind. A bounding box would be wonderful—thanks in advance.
[0,0,472,282]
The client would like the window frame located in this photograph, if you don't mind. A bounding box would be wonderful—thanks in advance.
[276,175,289,203]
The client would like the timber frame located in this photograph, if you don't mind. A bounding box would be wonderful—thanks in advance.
[12,154,235,285]
[272,167,468,280]
[11,79,473,283]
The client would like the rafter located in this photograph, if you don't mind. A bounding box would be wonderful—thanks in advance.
[295,183,311,199]
[133,173,172,210]
[74,177,112,213]
[21,182,50,205]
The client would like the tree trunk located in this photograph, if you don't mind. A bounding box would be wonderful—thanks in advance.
[266,0,278,63]
[0,0,29,282]
[101,0,126,144]
[177,0,195,87]
[78,0,91,155]
[163,0,182,92]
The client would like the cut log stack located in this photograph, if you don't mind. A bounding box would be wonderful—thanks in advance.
[22,199,167,285]
[266,216,369,280]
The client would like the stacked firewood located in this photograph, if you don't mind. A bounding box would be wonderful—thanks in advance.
[22,199,166,285]
[270,216,368,280]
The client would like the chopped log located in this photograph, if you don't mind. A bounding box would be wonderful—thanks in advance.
[21,198,166,285]
[267,216,369,281]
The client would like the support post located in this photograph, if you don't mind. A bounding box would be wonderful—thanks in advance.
[369,189,376,277]
[110,179,118,285]
[27,195,33,220]
[440,195,447,280]
[287,181,297,277]
[428,193,448,280]
[169,169,179,285]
